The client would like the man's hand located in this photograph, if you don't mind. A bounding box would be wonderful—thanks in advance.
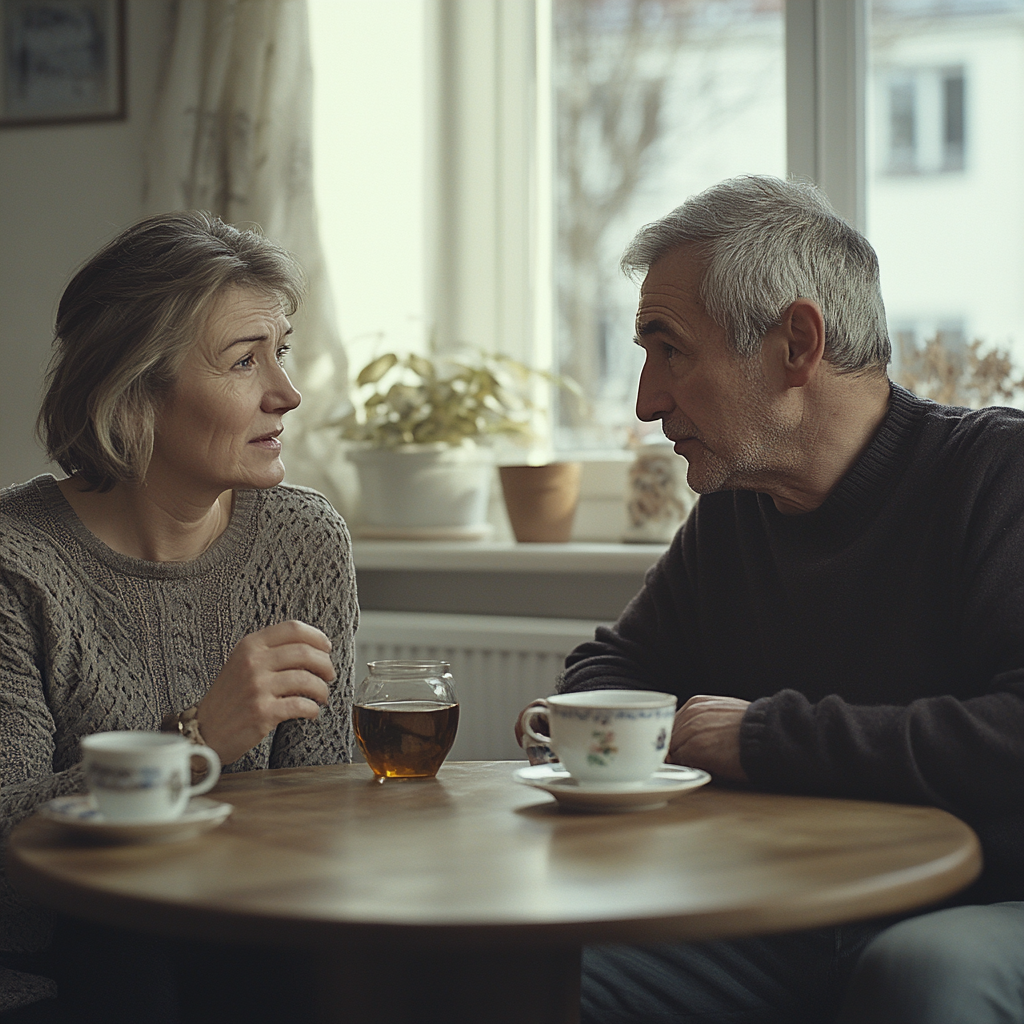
[668,694,751,782]
[197,620,335,765]
[514,699,558,765]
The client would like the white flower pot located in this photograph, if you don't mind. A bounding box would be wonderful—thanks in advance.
[347,444,494,540]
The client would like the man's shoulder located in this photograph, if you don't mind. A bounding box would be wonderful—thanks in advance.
[919,401,1024,470]
[921,399,1024,432]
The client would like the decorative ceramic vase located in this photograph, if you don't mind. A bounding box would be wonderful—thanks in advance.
[622,440,695,543]
[348,443,494,540]
[499,462,582,543]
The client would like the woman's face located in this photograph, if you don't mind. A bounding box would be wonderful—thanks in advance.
[149,285,302,497]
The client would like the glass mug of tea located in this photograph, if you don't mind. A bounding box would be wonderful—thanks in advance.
[353,660,460,779]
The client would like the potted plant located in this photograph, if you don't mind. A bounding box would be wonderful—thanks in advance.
[332,349,582,539]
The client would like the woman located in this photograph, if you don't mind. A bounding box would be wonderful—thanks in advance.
[0,212,358,1021]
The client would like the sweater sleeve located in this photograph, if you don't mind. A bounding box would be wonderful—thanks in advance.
[268,495,359,769]
[0,569,88,819]
[559,521,705,698]
[0,569,85,952]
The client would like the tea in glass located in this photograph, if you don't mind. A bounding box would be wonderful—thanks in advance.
[354,661,459,778]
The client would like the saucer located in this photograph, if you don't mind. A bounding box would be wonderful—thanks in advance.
[38,796,234,844]
[513,763,711,813]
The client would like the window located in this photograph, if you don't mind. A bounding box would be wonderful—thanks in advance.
[308,0,1024,462]
[551,0,786,451]
[880,66,965,175]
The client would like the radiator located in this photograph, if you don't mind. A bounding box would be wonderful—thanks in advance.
[354,610,603,761]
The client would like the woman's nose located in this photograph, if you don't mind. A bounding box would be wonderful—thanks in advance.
[264,365,302,413]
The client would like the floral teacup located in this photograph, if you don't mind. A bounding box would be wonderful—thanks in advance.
[518,690,676,786]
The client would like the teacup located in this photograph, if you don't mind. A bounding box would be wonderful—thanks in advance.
[80,731,221,822]
[518,689,676,785]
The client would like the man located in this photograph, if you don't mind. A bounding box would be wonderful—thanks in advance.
[546,176,1024,1023]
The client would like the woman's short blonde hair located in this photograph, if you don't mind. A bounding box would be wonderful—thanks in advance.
[38,211,304,491]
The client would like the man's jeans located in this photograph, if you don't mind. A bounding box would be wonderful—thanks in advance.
[581,904,1024,1024]
[836,903,1024,1024]
[581,919,893,1024]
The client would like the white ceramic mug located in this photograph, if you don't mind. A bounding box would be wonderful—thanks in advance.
[81,731,221,822]
[518,689,677,785]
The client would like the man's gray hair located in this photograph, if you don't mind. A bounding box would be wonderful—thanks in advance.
[621,175,891,372]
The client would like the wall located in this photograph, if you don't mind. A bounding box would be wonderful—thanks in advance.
[0,0,172,489]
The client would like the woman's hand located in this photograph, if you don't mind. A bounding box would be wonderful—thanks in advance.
[196,620,335,765]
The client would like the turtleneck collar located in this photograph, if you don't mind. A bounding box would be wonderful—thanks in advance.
[755,381,930,536]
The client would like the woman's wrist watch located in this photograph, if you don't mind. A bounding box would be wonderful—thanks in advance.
[160,705,206,746]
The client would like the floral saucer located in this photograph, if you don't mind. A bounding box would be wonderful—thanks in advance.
[513,763,710,813]
[39,796,233,844]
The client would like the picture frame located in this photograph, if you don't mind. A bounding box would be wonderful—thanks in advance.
[0,0,125,128]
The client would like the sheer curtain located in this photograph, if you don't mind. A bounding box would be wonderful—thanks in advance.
[144,0,347,497]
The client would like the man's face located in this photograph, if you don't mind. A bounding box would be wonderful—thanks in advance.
[634,246,784,495]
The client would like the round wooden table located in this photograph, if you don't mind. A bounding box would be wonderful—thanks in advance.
[8,761,981,1024]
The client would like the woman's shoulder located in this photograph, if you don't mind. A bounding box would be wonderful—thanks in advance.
[259,483,345,523]
[243,485,354,602]
[0,477,81,609]
[0,476,66,555]
[250,484,352,549]
[0,474,56,515]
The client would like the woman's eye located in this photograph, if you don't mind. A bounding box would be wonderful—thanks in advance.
[276,343,292,365]
[235,354,256,369]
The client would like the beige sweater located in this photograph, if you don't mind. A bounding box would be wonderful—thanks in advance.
[0,475,358,952]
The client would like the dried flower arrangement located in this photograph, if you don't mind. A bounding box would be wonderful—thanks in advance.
[333,350,583,449]
[896,335,1024,409]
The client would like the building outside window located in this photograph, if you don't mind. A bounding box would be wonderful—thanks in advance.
[868,0,1024,387]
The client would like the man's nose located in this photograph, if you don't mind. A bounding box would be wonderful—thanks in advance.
[635,356,673,423]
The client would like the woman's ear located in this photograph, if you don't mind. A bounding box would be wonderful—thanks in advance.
[780,299,825,387]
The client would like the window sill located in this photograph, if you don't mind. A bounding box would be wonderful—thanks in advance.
[350,539,667,575]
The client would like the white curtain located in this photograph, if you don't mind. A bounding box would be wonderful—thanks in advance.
[144,0,348,497]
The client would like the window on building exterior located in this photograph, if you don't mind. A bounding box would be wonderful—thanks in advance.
[880,66,965,175]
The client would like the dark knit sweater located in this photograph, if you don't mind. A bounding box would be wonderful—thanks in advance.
[0,476,359,955]
[561,384,1024,904]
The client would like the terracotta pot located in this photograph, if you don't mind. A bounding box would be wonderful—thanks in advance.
[499,462,582,543]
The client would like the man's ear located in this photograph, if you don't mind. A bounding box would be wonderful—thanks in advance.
[778,298,825,387]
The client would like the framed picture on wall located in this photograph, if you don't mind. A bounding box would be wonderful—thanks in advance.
[0,0,125,127]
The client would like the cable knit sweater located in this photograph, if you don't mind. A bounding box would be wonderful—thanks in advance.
[561,384,1024,905]
[0,476,358,954]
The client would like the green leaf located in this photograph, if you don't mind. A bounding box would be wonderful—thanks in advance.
[356,353,398,387]
[406,354,436,380]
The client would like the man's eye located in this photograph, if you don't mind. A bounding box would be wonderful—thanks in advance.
[276,343,292,365]
[235,354,255,369]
